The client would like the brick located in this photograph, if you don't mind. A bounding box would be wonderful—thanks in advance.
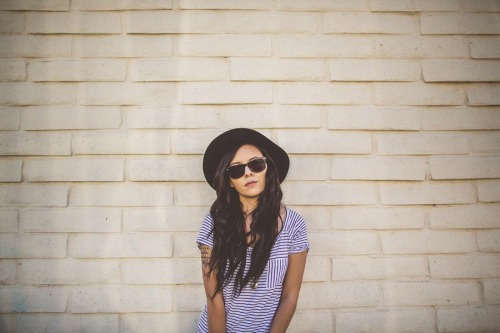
[375,36,466,59]
[376,132,468,155]
[221,106,322,129]
[0,132,71,156]
[289,206,331,230]
[0,83,75,106]
[70,184,173,207]
[287,156,329,181]
[0,36,72,57]
[123,258,200,284]
[22,106,121,130]
[19,259,120,284]
[478,180,500,202]
[72,131,171,155]
[464,0,500,12]
[278,36,373,58]
[470,38,500,58]
[175,182,216,206]
[324,13,418,34]
[0,12,24,33]
[225,12,316,34]
[308,231,379,255]
[128,156,203,181]
[484,279,500,304]
[421,14,500,34]
[124,106,219,129]
[172,285,205,311]
[173,233,198,258]
[300,282,382,308]
[431,156,500,180]
[303,257,330,282]
[478,230,500,252]
[331,207,424,230]
[0,60,26,82]
[437,307,500,333]
[380,230,476,254]
[26,158,124,182]
[336,308,435,333]
[22,208,121,233]
[330,59,420,82]
[430,255,500,278]
[178,82,272,104]
[0,160,22,182]
[0,316,12,331]
[0,234,66,258]
[332,256,428,281]
[74,36,172,58]
[371,0,459,11]
[0,287,67,312]
[0,185,68,207]
[0,260,16,284]
[420,107,500,130]
[467,84,500,105]
[172,129,227,154]
[78,83,175,106]
[280,83,372,105]
[277,0,367,11]
[0,210,18,232]
[231,59,324,81]
[471,132,500,153]
[384,281,481,306]
[121,313,199,333]
[0,0,69,10]
[288,310,334,332]
[331,157,425,181]
[0,109,20,130]
[328,107,420,130]
[70,233,173,258]
[131,59,228,82]
[180,0,272,9]
[30,60,126,82]
[16,314,119,333]
[430,205,500,229]
[375,83,464,106]
[123,207,207,232]
[73,0,172,10]
[127,12,223,34]
[72,286,172,313]
[283,181,378,205]
[178,35,271,57]
[27,13,120,34]
[423,60,500,82]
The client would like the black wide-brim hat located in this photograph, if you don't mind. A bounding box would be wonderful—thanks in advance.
[203,128,290,189]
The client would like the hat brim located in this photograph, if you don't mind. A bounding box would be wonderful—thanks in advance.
[203,128,289,189]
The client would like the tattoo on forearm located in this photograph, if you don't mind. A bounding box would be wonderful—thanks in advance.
[199,244,210,269]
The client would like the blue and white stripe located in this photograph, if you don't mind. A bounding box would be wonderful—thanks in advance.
[196,207,309,333]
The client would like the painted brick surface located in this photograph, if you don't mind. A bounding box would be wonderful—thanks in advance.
[1,3,499,333]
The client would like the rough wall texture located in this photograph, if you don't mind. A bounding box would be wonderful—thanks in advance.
[1,0,500,332]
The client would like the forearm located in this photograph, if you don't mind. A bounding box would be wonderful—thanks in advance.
[269,295,298,333]
[207,296,226,333]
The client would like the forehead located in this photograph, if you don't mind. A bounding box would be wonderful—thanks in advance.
[231,144,263,163]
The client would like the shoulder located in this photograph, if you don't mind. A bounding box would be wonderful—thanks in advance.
[284,207,307,231]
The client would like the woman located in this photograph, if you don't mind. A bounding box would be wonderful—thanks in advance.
[197,128,309,333]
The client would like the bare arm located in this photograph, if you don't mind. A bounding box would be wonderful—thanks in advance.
[199,244,226,333]
[269,250,308,333]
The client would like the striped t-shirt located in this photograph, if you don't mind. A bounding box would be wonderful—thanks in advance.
[196,207,309,333]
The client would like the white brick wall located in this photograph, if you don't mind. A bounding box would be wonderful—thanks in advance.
[0,2,499,333]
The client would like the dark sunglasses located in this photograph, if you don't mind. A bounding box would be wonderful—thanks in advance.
[226,157,267,179]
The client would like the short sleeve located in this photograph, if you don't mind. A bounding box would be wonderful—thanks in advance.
[196,213,214,248]
[288,211,310,254]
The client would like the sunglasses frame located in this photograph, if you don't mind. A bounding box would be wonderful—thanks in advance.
[226,157,267,179]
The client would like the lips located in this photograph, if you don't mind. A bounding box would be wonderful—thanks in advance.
[245,181,257,186]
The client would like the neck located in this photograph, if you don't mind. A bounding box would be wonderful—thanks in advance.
[240,197,258,216]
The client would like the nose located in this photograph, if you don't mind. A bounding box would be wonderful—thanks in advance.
[244,165,253,176]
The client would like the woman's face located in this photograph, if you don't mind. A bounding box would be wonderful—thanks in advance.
[228,144,267,201]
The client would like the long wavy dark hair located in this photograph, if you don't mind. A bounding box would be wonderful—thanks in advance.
[207,144,283,297]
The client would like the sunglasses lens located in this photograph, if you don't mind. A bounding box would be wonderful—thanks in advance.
[227,158,267,179]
